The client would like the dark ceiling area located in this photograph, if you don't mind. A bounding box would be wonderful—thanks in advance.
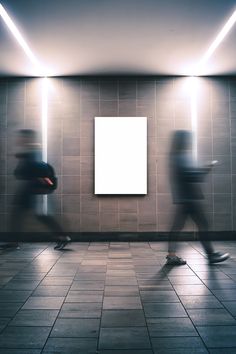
[1,0,236,77]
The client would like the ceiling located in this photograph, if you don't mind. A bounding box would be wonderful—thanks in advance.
[1,0,236,77]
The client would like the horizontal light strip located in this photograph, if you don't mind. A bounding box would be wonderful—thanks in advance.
[0,3,43,75]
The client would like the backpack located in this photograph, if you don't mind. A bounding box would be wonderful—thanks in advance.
[32,161,58,194]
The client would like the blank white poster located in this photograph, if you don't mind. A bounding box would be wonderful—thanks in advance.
[94,117,147,195]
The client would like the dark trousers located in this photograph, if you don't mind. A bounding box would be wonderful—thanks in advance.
[169,201,214,255]
[9,186,64,241]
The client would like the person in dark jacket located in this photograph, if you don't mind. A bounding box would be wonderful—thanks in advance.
[166,130,229,265]
[1,129,70,250]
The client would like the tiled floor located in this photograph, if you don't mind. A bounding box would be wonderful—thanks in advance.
[0,241,235,354]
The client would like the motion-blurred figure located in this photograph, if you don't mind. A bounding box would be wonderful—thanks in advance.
[166,130,229,265]
[2,129,70,250]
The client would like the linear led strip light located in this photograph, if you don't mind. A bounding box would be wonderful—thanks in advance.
[196,9,236,75]
[190,8,236,159]
[0,3,48,213]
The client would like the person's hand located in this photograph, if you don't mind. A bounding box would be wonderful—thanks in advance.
[206,160,218,169]
[210,160,218,166]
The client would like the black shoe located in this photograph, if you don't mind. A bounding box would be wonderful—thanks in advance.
[0,243,20,250]
[208,252,230,264]
[166,255,187,266]
[54,236,71,250]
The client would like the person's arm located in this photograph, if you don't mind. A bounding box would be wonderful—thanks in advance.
[182,157,216,182]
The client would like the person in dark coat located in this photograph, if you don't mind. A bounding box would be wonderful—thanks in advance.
[166,130,229,265]
[1,129,70,250]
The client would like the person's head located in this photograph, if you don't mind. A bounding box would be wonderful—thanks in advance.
[17,129,38,147]
[16,129,41,151]
[170,130,192,154]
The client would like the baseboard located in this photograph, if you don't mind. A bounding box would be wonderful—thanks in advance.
[0,231,235,242]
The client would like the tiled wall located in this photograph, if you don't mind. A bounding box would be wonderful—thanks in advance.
[0,77,235,233]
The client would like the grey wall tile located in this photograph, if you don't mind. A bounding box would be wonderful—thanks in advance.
[63,137,80,156]
[62,156,80,176]
[214,194,231,214]
[100,213,119,232]
[62,195,80,213]
[99,198,118,213]
[81,195,99,214]
[80,213,99,231]
[119,213,138,232]
[100,100,118,116]
[1,76,235,233]
[119,80,137,99]
[81,80,99,100]
[62,176,80,194]
[100,80,118,100]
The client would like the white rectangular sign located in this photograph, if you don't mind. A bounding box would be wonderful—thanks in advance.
[94,117,147,195]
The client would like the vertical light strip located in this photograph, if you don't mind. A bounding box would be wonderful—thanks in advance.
[42,77,48,162]
[0,3,49,214]
[42,77,48,215]
[189,77,198,160]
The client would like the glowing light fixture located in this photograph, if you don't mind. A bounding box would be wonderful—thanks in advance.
[189,8,236,159]
[0,2,49,213]
[42,77,48,162]
[0,3,44,75]
[188,77,198,160]
[195,9,236,75]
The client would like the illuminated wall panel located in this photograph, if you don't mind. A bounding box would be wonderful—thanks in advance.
[95,117,147,195]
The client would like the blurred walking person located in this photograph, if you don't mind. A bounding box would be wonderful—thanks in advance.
[1,129,70,250]
[166,130,229,265]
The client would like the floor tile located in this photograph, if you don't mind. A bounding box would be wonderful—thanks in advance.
[153,348,208,354]
[99,327,151,349]
[104,286,139,296]
[105,277,138,286]
[0,326,50,348]
[147,317,197,337]
[151,336,206,350]
[103,296,142,310]
[222,301,236,316]
[32,285,70,297]
[211,289,236,301]
[101,310,145,327]
[42,337,97,353]
[144,302,187,318]
[22,296,64,310]
[98,351,153,354]
[0,303,24,317]
[0,290,32,303]
[187,308,236,325]
[197,326,236,348]
[71,280,105,291]
[140,290,179,302]
[65,290,103,302]
[51,318,100,337]
[3,280,41,291]
[0,318,10,332]
[209,349,236,353]
[40,277,74,286]
[202,279,236,289]
[168,276,203,285]
[9,310,59,326]
[173,284,211,296]
[0,350,41,354]
[59,302,102,318]
[180,295,223,309]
